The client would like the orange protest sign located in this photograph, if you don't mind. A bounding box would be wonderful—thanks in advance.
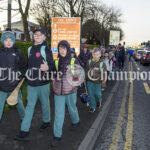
[51,17,81,59]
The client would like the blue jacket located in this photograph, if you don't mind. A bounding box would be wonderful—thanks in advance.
[128,50,133,55]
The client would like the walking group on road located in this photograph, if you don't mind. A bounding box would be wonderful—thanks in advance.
[0,28,125,147]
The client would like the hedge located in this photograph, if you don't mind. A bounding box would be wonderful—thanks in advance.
[88,44,99,49]
[0,41,32,57]
[15,41,32,57]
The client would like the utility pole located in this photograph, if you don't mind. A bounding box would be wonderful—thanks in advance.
[8,0,12,29]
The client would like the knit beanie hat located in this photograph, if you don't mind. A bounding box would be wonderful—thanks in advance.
[1,30,15,44]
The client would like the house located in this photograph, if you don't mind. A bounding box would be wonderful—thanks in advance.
[2,21,39,41]
[11,28,24,41]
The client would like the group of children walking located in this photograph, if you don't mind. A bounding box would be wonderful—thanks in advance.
[0,28,81,147]
[0,28,116,147]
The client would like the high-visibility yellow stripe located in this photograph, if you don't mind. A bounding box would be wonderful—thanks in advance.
[124,62,134,150]
[143,82,150,94]
[109,62,130,150]
[55,58,75,75]
[71,58,75,75]
[55,59,59,71]
[140,73,144,79]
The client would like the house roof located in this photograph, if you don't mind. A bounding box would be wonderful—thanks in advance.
[12,28,24,32]
[1,28,24,33]
[3,21,39,27]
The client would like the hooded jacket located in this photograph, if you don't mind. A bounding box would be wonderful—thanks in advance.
[0,45,27,92]
[77,43,91,68]
[77,49,91,68]
[52,40,79,95]
[26,40,55,86]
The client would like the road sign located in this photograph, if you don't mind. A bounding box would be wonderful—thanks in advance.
[51,17,81,59]
[109,30,120,46]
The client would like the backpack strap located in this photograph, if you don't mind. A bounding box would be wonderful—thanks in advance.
[28,46,32,58]
[89,59,91,66]
[71,58,75,75]
[89,59,103,71]
[55,58,59,72]
[26,46,32,77]
[55,58,75,75]
[99,62,103,71]
[40,46,47,65]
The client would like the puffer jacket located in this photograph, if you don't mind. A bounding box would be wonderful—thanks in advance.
[52,40,79,95]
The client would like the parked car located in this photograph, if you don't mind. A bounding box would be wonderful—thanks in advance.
[134,50,146,61]
[133,49,139,59]
[140,51,150,66]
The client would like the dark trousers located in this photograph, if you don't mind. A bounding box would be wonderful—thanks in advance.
[118,57,124,70]
[129,55,132,61]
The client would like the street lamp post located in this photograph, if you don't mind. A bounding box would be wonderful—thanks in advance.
[8,0,12,29]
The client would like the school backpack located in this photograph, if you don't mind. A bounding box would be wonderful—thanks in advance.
[88,59,103,71]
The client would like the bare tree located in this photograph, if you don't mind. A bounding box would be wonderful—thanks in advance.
[17,0,31,41]
[31,0,124,45]
[91,2,123,45]
[30,0,56,41]
[82,2,124,46]
[55,0,96,23]
[30,0,98,43]
[31,0,96,23]
[7,0,12,29]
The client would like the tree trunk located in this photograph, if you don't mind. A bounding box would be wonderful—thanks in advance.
[8,0,11,29]
[17,0,31,41]
[22,15,30,41]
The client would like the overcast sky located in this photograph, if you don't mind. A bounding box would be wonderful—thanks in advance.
[0,0,150,46]
[104,0,150,46]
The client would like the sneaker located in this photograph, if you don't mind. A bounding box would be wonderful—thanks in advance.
[97,101,102,108]
[40,122,50,131]
[70,122,80,131]
[14,131,30,141]
[89,108,95,113]
[86,102,90,107]
[102,88,105,91]
[51,137,61,147]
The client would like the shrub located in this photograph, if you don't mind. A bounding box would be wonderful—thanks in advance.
[88,44,99,49]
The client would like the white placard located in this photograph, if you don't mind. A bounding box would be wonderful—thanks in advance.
[109,30,120,46]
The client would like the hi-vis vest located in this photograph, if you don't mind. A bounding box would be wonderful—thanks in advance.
[55,58,75,75]
[28,46,48,65]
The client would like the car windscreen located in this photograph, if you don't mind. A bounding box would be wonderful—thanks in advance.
[138,51,145,54]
